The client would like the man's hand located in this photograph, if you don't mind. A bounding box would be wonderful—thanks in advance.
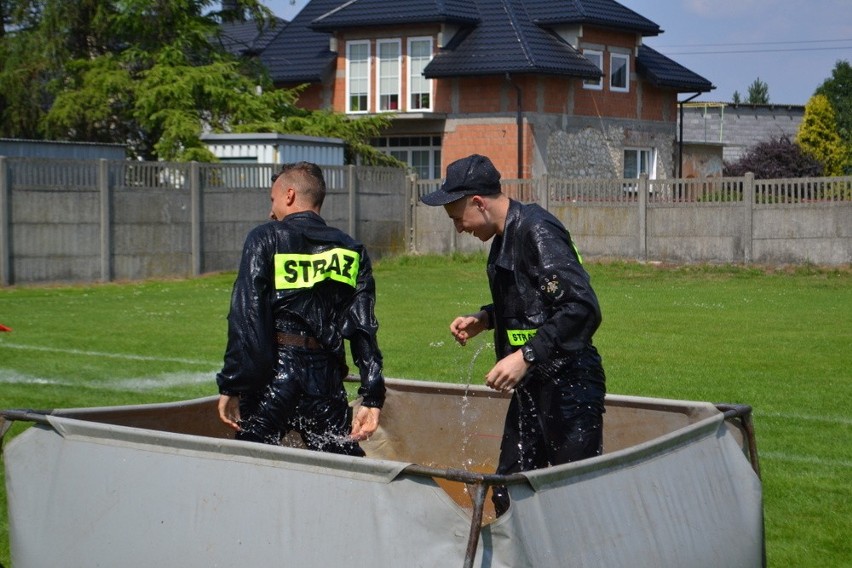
[450,311,488,346]
[350,406,381,441]
[485,349,529,393]
[217,394,241,431]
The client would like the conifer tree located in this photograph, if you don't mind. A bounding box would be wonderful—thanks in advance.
[0,0,396,164]
[797,94,846,176]
[814,60,852,174]
[746,78,770,104]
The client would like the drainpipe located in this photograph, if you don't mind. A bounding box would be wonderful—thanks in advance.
[678,92,701,178]
[506,73,523,178]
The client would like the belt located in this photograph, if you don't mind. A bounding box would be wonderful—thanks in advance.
[275,331,322,350]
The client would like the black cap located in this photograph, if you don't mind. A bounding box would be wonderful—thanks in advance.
[420,154,502,206]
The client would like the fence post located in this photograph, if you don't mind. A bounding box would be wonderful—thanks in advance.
[190,161,202,276]
[541,174,550,211]
[406,173,417,253]
[743,172,755,264]
[347,165,357,238]
[98,159,113,282]
[638,174,648,261]
[0,157,10,286]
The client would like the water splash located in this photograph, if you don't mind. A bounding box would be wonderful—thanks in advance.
[458,341,492,468]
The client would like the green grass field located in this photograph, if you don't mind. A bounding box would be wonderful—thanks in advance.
[1,255,850,567]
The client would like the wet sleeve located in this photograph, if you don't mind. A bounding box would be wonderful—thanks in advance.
[215,229,276,395]
[340,250,386,408]
[479,304,495,329]
[523,219,602,363]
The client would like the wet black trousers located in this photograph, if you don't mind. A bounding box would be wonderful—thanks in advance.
[236,347,365,457]
[491,348,606,516]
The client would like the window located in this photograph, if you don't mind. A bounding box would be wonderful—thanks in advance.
[583,49,603,90]
[377,39,400,112]
[624,148,654,178]
[610,53,629,92]
[373,136,442,179]
[623,148,654,192]
[408,37,433,110]
[346,41,370,113]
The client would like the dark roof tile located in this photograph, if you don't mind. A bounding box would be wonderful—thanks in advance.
[310,0,480,30]
[259,0,340,84]
[219,18,286,56]
[260,0,704,88]
[424,0,601,78]
[524,0,661,35]
[636,45,714,92]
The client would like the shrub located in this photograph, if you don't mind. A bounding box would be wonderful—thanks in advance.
[723,136,823,179]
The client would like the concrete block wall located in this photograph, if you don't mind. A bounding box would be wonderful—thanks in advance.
[681,104,804,164]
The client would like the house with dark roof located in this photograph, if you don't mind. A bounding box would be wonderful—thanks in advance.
[218,17,287,57]
[257,0,713,181]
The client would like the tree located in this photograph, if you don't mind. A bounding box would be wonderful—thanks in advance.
[0,0,398,165]
[732,90,742,104]
[796,94,846,176]
[746,77,769,104]
[0,0,121,139]
[723,136,822,179]
[814,59,852,174]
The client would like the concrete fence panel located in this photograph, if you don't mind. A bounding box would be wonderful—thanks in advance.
[552,204,637,260]
[752,204,852,265]
[0,157,849,286]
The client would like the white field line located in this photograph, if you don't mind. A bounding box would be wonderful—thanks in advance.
[1,341,213,366]
[0,370,215,392]
[755,413,852,469]
[1,341,218,392]
[759,451,852,469]
[755,411,852,427]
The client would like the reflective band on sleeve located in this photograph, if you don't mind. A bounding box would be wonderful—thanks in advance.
[274,248,360,290]
[571,238,584,264]
[507,328,537,346]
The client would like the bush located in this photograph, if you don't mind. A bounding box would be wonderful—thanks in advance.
[723,136,823,179]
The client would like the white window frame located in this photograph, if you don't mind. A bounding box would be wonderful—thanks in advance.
[346,40,371,114]
[583,49,603,90]
[373,136,442,179]
[376,39,401,112]
[407,37,434,111]
[610,52,629,92]
[623,147,655,192]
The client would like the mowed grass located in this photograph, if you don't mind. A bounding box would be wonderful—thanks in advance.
[1,255,850,567]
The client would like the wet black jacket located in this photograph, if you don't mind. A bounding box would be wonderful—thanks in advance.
[216,211,385,408]
[483,199,602,364]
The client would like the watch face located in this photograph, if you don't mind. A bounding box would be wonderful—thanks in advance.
[523,346,535,363]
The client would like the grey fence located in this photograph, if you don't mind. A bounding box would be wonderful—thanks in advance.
[1,156,850,286]
[0,158,409,285]
[412,173,852,266]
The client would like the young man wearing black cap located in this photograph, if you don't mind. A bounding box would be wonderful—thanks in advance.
[421,154,606,516]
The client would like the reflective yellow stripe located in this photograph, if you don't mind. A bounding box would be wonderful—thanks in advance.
[507,328,537,346]
[274,248,360,290]
[571,238,584,264]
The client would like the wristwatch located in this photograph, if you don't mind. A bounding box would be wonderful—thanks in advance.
[521,344,536,364]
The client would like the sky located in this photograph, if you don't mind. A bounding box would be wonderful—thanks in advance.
[263,0,852,106]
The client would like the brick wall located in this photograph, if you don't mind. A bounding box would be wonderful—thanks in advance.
[442,120,534,179]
